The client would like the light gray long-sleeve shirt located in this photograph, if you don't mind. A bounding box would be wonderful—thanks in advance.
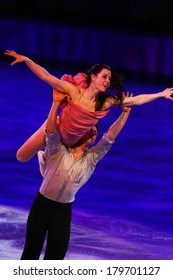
[38,130,113,203]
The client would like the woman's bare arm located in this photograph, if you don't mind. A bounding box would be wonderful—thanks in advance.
[123,88,173,106]
[4,50,80,101]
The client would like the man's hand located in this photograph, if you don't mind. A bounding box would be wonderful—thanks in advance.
[53,89,70,103]
[121,91,132,112]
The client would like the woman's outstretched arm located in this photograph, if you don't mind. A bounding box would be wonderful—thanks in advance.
[4,50,80,101]
[123,88,173,106]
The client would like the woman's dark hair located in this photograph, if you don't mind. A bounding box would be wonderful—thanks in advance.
[95,122,99,133]
[86,64,125,111]
[86,63,111,85]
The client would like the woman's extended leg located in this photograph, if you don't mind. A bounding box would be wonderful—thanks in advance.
[16,120,47,162]
[16,117,60,162]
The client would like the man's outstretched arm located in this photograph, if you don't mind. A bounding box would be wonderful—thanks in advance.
[105,92,132,142]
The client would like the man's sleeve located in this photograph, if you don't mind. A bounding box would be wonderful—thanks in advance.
[89,133,114,163]
[37,150,45,176]
[44,130,61,157]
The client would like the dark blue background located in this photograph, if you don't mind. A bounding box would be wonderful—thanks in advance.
[0,5,173,259]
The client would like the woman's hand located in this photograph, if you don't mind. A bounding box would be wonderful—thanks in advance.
[4,50,27,65]
[161,88,173,100]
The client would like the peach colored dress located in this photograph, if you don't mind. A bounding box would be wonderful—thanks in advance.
[59,100,110,146]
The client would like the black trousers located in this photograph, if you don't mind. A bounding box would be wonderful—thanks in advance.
[21,192,72,260]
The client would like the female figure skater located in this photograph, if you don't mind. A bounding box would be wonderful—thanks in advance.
[4,50,173,162]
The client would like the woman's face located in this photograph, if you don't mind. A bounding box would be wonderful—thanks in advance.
[92,69,111,92]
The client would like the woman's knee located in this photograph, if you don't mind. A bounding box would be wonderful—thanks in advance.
[16,148,30,162]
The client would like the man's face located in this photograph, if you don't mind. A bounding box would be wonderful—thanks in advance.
[74,126,98,147]
[82,126,98,146]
